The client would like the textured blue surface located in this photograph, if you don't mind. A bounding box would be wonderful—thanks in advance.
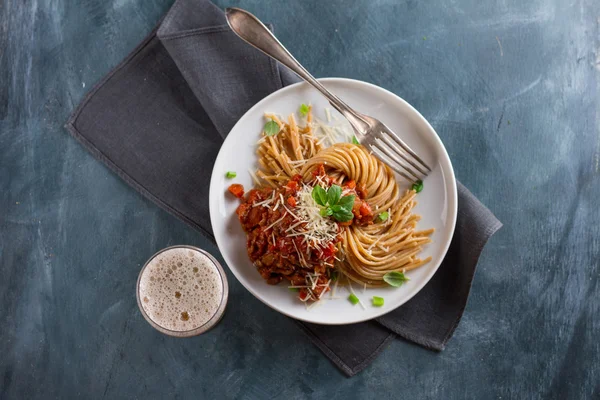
[1,0,599,398]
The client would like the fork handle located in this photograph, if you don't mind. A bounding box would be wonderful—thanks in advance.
[225,7,370,135]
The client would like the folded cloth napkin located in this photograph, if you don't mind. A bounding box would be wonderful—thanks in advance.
[66,0,502,376]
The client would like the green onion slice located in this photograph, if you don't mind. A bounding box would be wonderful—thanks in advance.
[372,296,384,307]
[299,103,310,116]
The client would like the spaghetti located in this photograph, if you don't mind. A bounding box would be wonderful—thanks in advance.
[302,145,433,287]
[248,107,434,288]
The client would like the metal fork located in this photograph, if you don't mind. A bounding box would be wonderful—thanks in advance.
[225,8,432,182]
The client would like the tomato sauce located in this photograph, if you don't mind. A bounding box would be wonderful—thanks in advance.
[229,165,374,301]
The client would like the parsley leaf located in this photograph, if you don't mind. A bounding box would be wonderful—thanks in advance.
[263,120,280,136]
[299,103,310,117]
[351,135,360,145]
[383,271,409,287]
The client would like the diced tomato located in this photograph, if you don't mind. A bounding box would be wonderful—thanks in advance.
[359,201,373,217]
[348,198,374,225]
[299,289,309,301]
[228,184,244,198]
[286,180,298,192]
[311,164,326,178]
[348,200,373,225]
[287,196,297,207]
[345,179,356,189]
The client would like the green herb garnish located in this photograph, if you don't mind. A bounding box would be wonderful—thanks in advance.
[372,296,384,307]
[225,171,237,179]
[312,185,328,206]
[263,120,280,136]
[319,207,333,217]
[348,294,359,305]
[378,211,389,222]
[351,135,360,145]
[327,184,342,206]
[311,184,355,222]
[299,103,310,117]
[383,271,409,287]
[289,287,299,292]
[411,180,424,193]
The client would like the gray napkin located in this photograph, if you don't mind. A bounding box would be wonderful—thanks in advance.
[66,0,501,376]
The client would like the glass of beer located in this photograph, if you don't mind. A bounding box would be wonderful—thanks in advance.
[136,245,228,337]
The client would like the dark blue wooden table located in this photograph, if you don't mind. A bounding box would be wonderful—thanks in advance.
[1,0,599,398]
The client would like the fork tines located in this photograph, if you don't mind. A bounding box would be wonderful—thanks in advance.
[365,129,431,182]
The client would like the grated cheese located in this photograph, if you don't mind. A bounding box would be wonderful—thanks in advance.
[285,184,339,250]
[292,239,308,268]
[252,191,276,208]
[265,212,287,231]
[282,204,301,222]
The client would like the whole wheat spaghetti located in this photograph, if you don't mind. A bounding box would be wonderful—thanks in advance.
[250,108,434,288]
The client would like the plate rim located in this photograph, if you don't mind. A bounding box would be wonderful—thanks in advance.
[209,77,458,325]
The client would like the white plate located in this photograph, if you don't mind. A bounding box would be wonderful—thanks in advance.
[209,78,457,325]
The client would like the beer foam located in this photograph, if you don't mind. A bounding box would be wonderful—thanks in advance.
[138,248,223,332]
